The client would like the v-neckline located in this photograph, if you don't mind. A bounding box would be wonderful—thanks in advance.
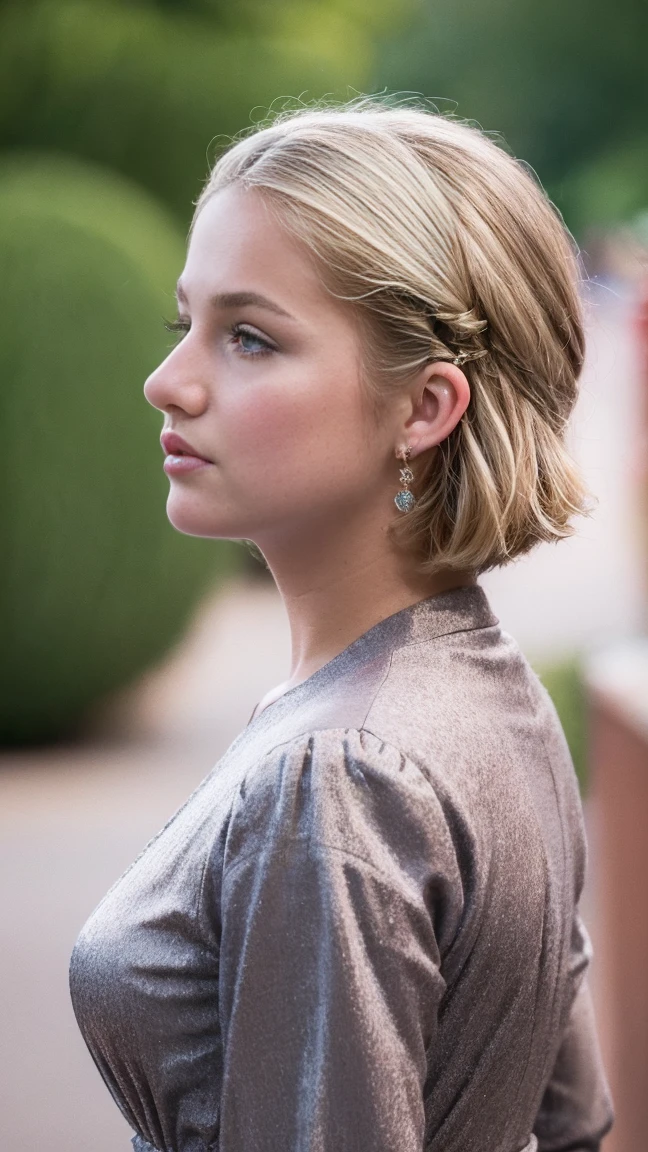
[244,582,493,730]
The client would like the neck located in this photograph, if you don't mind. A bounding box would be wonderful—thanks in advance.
[251,502,477,696]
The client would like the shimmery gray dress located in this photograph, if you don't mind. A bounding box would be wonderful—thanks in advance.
[68,584,614,1152]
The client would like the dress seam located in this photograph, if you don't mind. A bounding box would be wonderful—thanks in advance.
[217,726,456,888]
[361,648,395,729]
[509,674,572,1117]
[221,831,424,887]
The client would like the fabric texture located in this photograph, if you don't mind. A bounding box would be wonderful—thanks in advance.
[68,584,614,1152]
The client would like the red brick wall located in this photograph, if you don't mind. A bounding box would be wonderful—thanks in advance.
[589,689,648,1152]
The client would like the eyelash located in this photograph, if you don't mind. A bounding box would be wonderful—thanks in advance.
[163,318,275,358]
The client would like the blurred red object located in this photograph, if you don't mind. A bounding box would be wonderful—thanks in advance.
[586,649,648,1152]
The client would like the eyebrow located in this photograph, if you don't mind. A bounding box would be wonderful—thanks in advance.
[175,281,296,321]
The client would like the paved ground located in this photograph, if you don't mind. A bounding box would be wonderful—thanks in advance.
[1,280,641,1151]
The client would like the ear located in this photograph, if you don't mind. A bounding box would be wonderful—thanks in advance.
[399,361,471,457]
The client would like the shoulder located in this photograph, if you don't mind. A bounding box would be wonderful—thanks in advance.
[365,618,577,786]
[358,620,587,875]
[223,726,462,901]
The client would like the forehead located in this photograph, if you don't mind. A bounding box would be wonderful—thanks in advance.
[180,184,329,312]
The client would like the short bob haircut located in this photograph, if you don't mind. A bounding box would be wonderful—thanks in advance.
[192,95,593,578]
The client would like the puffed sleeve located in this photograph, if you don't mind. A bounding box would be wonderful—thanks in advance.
[216,727,463,1152]
[532,911,614,1151]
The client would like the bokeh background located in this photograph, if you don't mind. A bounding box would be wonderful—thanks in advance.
[1,1,647,1149]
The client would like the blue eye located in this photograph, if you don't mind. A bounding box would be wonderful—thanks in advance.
[230,323,274,357]
[162,317,275,357]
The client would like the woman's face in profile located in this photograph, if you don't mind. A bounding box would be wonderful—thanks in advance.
[144,184,395,545]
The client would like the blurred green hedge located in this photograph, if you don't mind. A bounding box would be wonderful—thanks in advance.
[533,655,589,795]
[0,151,241,745]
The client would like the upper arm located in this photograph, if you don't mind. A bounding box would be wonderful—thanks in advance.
[215,728,462,1152]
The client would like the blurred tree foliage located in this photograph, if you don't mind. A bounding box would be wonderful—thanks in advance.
[375,0,648,236]
[0,0,412,230]
[2,0,643,234]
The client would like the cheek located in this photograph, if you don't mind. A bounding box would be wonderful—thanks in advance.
[227,366,368,505]
[163,364,381,540]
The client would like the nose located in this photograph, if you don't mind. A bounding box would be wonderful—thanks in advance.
[143,346,209,417]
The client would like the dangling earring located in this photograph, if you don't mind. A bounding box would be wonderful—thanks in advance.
[394,445,416,513]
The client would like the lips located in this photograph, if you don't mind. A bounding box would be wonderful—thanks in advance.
[160,431,212,462]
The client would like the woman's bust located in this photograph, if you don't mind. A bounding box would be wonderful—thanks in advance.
[68,95,613,1152]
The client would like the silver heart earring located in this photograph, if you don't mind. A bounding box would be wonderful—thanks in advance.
[394,445,416,513]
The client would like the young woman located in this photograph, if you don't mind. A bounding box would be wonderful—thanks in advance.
[69,96,614,1152]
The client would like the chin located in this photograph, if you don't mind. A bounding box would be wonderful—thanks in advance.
[165,490,246,540]
[166,492,218,538]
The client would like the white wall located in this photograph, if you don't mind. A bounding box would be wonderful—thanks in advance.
[482,279,646,663]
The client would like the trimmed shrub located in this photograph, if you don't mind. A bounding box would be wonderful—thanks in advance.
[0,151,241,744]
[533,655,589,794]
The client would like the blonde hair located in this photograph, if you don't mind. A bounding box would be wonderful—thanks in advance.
[193,95,594,577]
